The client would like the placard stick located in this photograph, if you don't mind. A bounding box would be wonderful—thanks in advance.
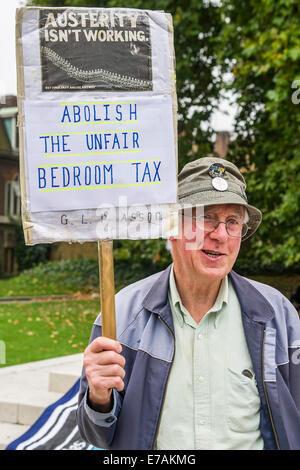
[98,240,116,340]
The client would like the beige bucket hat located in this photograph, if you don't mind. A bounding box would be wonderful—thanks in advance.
[178,157,262,240]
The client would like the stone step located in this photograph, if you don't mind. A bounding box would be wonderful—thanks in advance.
[0,353,83,426]
[48,370,80,394]
[0,422,30,450]
[47,356,82,393]
[0,390,62,425]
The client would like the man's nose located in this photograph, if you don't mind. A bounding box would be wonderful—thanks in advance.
[209,222,228,240]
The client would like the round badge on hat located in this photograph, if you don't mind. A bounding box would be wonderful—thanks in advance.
[212,177,228,191]
[209,163,226,178]
[209,162,228,191]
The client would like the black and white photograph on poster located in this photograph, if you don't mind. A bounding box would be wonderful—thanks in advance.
[39,8,153,92]
[16,6,177,243]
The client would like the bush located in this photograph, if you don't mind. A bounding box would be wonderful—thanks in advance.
[114,239,171,270]
[234,259,300,276]
[13,239,172,294]
[20,258,99,292]
[11,218,50,272]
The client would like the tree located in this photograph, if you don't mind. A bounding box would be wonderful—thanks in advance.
[218,0,300,267]
[10,218,50,272]
[26,0,300,269]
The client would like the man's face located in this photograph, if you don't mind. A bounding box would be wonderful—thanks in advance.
[171,204,244,282]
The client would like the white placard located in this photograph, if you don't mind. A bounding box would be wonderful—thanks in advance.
[16,7,178,244]
[23,95,176,212]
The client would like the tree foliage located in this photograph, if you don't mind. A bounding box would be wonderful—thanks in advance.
[10,218,50,272]
[219,0,300,267]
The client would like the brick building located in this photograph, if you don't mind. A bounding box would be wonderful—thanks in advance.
[0,97,20,275]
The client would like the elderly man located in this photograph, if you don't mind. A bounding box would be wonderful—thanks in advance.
[77,157,300,450]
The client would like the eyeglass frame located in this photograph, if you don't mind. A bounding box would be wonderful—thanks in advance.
[182,213,249,239]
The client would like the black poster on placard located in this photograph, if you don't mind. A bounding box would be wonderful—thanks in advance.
[39,9,153,92]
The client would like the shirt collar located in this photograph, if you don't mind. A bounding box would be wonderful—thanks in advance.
[168,264,228,328]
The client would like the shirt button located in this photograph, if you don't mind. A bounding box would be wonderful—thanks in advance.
[198,376,204,383]
[199,419,206,425]
[105,416,115,423]
[197,333,203,340]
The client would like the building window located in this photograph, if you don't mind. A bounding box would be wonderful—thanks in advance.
[5,174,21,217]
[4,247,15,274]
[3,116,18,151]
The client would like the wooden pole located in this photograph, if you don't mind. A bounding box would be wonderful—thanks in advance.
[98,240,116,340]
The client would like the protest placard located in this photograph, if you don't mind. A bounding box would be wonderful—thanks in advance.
[16,7,178,338]
[16,7,178,245]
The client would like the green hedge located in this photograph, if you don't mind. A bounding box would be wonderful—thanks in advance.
[10,218,51,272]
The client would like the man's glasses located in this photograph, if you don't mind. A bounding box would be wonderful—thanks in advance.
[183,214,249,239]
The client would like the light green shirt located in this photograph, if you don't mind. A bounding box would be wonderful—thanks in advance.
[155,266,264,450]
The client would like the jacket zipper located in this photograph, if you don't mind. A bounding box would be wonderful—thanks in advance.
[152,315,175,449]
[262,329,280,450]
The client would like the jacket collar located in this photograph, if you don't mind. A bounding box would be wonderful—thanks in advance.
[142,265,174,334]
[229,270,276,323]
[142,265,276,325]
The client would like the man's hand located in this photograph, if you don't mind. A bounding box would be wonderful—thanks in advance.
[83,336,125,413]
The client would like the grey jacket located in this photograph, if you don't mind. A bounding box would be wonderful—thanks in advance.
[77,266,300,449]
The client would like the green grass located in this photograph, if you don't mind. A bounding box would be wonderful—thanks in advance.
[0,274,72,298]
[0,259,153,367]
[0,259,151,298]
[0,259,100,297]
[0,299,100,368]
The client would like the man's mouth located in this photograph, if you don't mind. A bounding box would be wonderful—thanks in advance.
[202,250,224,258]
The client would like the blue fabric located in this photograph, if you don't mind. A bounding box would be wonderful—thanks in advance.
[6,379,100,450]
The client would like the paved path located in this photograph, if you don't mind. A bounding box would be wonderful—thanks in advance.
[0,293,99,303]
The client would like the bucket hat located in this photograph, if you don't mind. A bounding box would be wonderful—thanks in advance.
[178,156,262,240]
